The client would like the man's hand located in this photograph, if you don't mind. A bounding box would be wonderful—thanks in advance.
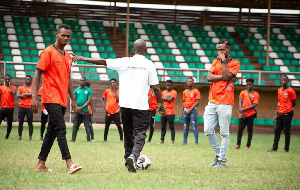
[186,109,192,115]
[239,108,244,113]
[157,103,166,116]
[71,101,78,114]
[241,112,245,119]
[31,97,39,114]
[231,77,238,83]
[217,52,226,61]
[70,53,84,63]
[76,107,83,114]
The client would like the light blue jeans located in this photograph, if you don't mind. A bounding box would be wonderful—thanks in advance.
[183,108,198,144]
[203,102,232,162]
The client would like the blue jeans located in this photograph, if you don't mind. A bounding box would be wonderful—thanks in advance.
[203,102,232,162]
[183,108,198,144]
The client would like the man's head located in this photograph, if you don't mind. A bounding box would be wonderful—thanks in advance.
[56,24,72,47]
[80,77,86,87]
[110,78,117,88]
[216,39,231,58]
[246,78,254,91]
[133,39,146,55]
[187,77,194,87]
[86,81,90,88]
[281,75,289,86]
[4,74,11,86]
[25,75,32,86]
[166,80,173,91]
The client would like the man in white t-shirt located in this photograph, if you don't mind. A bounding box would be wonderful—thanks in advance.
[71,39,165,172]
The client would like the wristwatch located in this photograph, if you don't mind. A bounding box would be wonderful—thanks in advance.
[221,60,227,64]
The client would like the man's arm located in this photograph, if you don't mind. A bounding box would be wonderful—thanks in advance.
[180,101,185,118]
[292,99,296,107]
[71,53,107,66]
[186,99,200,115]
[162,96,174,102]
[207,72,223,82]
[152,84,165,114]
[101,98,106,109]
[9,84,16,95]
[31,70,42,113]
[78,97,92,112]
[68,76,77,114]
[17,90,32,99]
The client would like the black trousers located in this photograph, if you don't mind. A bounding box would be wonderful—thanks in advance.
[0,108,14,139]
[161,115,175,141]
[40,112,48,138]
[121,107,150,160]
[104,111,123,141]
[38,104,71,161]
[237,115,255,147]
[18,106,33,136]
[71,112,91,141]
[273,110,293,151]
[147,109,156,142]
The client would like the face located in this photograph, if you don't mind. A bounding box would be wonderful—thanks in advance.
[25,77,32,86]
[110,80,117,88]
[187,79,194,87]
[79,78,86,87]
[246,81,253,91]
[281,77,289,86]
[166,82,172,91]
[217,43,230,58]
[4,76,11,86]
[56,28,72,46]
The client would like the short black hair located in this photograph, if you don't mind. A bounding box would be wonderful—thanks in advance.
[5,74,11,78]
[187,77,194,81]
[166,80,173,84]
[57,24,71,32]
[246,78,254,83]
[281,75,289,80]
[86,82,90,87]
[25,75,32,78]
[110,78,117,82]
[80,76,86,80]
[218,39,231,47]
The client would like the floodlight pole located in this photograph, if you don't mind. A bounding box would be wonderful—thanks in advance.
[266,0,271,66]
[125,0,130,57]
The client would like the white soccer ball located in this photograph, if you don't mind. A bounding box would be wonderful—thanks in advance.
[136,155,151,170]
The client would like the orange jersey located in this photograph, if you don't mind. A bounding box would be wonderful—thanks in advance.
[162,89,177,115]
[239,90,260,118]
[88,97,93,115]
[208,58,240,106]
[18,85,32,108]
[277,86,296,114]
[148,89,157,111]
[38,86,45,111]
[0,85,17,108]
[102,89,120,114]
[183,88,201,109]
[36,45,72,107]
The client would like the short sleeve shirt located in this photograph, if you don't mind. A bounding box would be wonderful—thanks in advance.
[18,85,32,108]
[208,58,240,106]
[239,90,260,118]
[106,55,159,110]
[148,89,157,111]
[277,86,296,114]
[183,88,201,109]
[74,86,92,113]
[162,89,177,115]
[36,45,72,107]
[0,85,17,108]
[102,89,120,114]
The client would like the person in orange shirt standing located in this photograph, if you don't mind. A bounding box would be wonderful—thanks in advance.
[204,40,240,168]
[181,77,200,145]
[0,74,17,140]
[17,75,33,141]
[232,78,259,150]
[101,78,123,142]
[159,80,177,145]
[268,75,296,153]
[147,86,157,143]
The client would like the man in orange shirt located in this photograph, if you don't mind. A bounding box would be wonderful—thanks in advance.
[101,78,123,142]
[159,80,177,145]
[232,78,259,150]
[204,40,240,168]
[0,74,17,140]
[268,75,296,153]
[17,75,33,141]
[181,77,200,145]
[147,86,157,143]
[31,24,82,174]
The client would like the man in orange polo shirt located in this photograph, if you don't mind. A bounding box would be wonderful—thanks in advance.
[204,40,240,168]
[159,80,177,145]
[101,78,123,142]
[147,85,157,143]
[268,75,296,153]
[232,78,259,150]
[181,77,200,145]
[17,75,33,141]
[0,74,17,140]
[31,24,82,174]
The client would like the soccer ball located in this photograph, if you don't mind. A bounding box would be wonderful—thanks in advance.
[136,155,151,170]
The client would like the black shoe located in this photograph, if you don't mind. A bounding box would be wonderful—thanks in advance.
[125,154,137,173]
[69,140,75,142]
[209,156,219,167]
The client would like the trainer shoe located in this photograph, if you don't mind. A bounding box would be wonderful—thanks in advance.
[267,149,277,152]
[125,154,137,173]
[209,156,219,167]
[69,140,75,142]
[232,146,240,150]
[244,147,249,150]
[214,160,226,168]
[282,150,288,153]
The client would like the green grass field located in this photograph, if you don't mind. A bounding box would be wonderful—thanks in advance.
[0,125,300,189]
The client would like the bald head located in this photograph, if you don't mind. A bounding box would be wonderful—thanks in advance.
[133,39,146,55]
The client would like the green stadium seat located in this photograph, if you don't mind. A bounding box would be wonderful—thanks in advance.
[108,53,117,58]
[90,74,100,80]
[263,65,271,71]
[272,66,280,71]
[80,45,89,51]
[72,45,80,51]
[163,49,172,54]
[291,60,299,66]
[32,57,39,63]
[83,52,91,58]
[6,71,16,77]
[231,44,240,51]
[230,118,239,125]
[246,65,255,70]
[197,117,204,124]
[0,28,7,34]
[265,119,275,126]
[241,58,250,64]
[167,56,176,62]
[239,65,246,70]
[163,62,171,68]
[77,38,86,45]
[192,56,200,63]
[171,62,180,68]
[188,63,196,68]
[103,40,111,46]
[254,118,265,125]
[274,80,280,86]
[21,49,29,55]
[2,48,11,54]
[1,41,9,47]
[196,64,205,69]
[4,56,13,61]
[22,57,32,62]
[289,67,296,72]
[269,74,280,79]
[106,46,114,52]
[100,53,108,59]
[159,56,167,62]
[6,64,14,69]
